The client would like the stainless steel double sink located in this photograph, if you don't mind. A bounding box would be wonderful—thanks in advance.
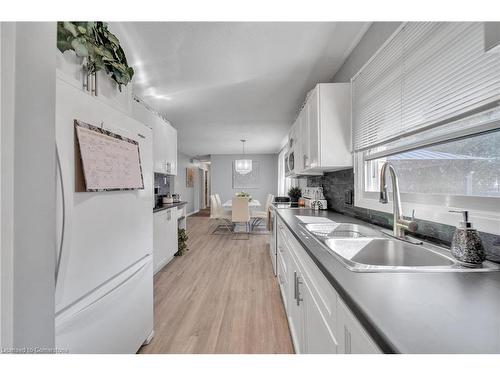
[301,221,499,273]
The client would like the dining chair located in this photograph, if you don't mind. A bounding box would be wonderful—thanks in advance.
[209,194,233,234]
[231,197,250,240]
[214,193,222,208]
[251,194,274,230]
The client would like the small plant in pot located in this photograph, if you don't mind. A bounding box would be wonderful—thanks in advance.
[235,191,252,201]
[288,187,302,203]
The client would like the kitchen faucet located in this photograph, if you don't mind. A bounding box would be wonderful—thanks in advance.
[379,162,418,239]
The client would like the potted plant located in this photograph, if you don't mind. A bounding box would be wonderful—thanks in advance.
[235,191,252,201]
[288,186,302,203]
[175,228,189,256]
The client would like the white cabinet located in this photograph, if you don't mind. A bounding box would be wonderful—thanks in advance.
[293,83,352,175]
[337,298,381,354]
[277,225,289,311]
[296,108,311,174]
[153,210,169,273]
[167,208,178,257]
[306,87,319,169]
[287,252,305,353]
[153,121,177,175]
[164,124,177,175]
[153,208,178,274]
[276,217,380,354]
[132,100,177,175]
[303,276,338,354]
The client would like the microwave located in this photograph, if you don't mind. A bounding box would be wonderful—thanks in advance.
[285,149,295,177]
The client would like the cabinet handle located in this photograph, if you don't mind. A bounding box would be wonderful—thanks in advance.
[296,274,303,306]
[293,272,297,301]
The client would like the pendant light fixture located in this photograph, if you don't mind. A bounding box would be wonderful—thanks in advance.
[235,139,252,175]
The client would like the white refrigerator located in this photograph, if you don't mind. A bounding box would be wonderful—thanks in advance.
[55,75,154,353]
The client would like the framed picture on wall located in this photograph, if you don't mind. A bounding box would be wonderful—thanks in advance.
[232,161,260,189]
[186,167,194,187]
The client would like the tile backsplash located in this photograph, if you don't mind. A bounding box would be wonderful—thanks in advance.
[154,173,172,196]
[306,169,500,262]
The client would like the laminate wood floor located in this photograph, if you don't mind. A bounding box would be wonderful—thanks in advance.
[138,216,294,354]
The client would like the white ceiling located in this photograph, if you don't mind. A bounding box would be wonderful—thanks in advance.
[111,22,369,156]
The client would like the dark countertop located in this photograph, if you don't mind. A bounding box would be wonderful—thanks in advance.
[153,201,188,213]
[273,207,500,353]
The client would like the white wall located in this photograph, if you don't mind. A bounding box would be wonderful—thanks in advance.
[174,152,197,215]
[1,22,56,350]
[332,22,402,83]
[210,154,278,205]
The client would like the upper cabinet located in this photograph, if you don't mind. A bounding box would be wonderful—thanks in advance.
[293,83,352,175]
[164,124,178,175]
[132,100,177,175]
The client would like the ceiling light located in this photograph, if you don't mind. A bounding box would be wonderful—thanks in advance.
[235,140,252,175]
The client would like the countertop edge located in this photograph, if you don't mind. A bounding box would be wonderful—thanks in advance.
[153,201,188,213]
[273,207,399,354]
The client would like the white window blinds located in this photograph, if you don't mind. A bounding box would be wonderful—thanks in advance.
[352,22,500,152]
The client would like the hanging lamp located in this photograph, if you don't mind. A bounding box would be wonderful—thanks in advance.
[235,139,252,175]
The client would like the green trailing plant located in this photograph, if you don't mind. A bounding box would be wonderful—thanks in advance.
[57,21,134,91]
[175,228,189,256]
[288,186,302,200]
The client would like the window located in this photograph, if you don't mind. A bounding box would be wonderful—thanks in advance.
[365,129,500,198]
[351,22,500,234]
[355,122,500,233]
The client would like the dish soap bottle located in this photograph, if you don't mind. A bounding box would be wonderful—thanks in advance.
[449,210,486,266]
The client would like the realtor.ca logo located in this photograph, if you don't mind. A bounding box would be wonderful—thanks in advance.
[1,347,69,354]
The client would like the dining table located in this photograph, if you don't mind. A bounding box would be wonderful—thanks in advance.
[222,199,261,208]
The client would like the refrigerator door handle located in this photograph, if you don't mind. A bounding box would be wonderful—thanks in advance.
[56,258,150,325]
[55,144,66,285]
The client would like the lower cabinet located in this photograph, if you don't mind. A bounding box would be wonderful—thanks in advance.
[337,298,381,354]
[303,277,338,354]
[286,243,337,354]
[276,217,381,354]
[153,208,178,274]
[286,254,305,352]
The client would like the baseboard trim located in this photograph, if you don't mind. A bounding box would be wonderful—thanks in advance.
[187,210,199,217]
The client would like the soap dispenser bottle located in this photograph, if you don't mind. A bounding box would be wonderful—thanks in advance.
[449,210,486,266]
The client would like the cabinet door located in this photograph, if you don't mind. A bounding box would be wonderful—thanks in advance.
[299,106,310,171]
[287,253,305,353]
[153,211,169,273]
[307,87,319,168]
[165,125,177,175]
[152,121,164,173]
[337,298,381,354]
[166,208,178,258]
[303,277,338,353]
[171,127,177,175]
[277,231,289,310]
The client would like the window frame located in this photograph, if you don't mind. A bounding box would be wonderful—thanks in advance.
[354,148,500,235]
